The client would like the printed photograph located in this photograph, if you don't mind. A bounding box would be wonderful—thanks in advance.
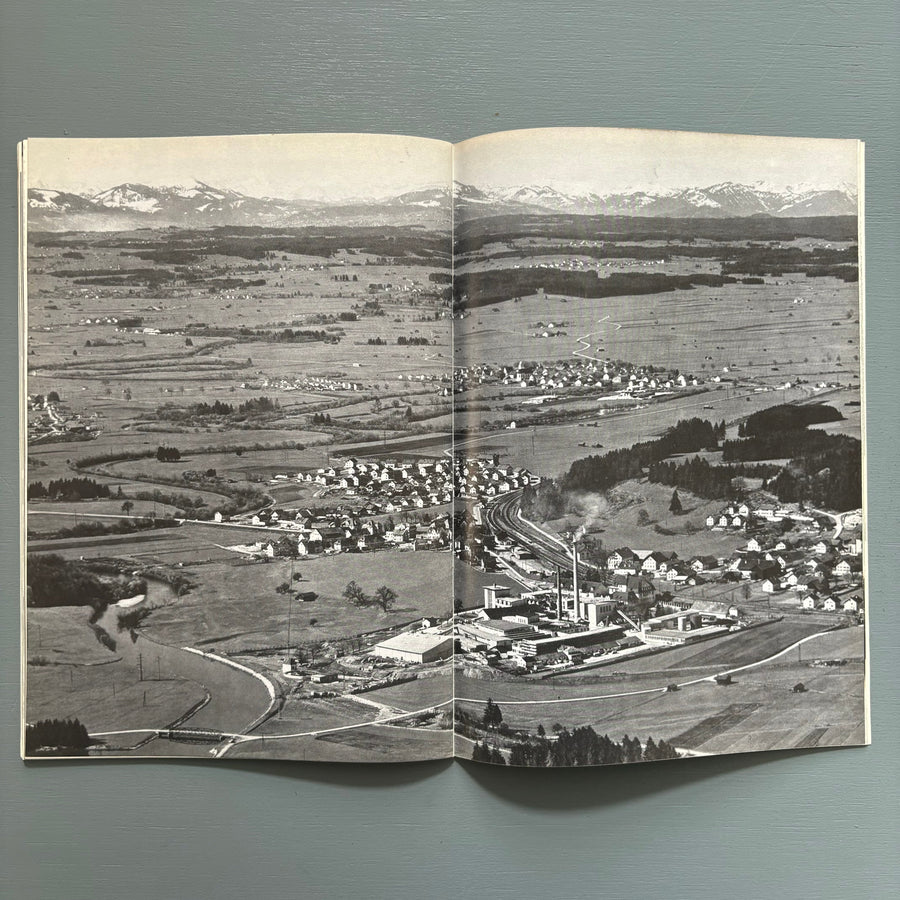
[21,127,866,767]
[451,128,866,766]
[23,134,456,761]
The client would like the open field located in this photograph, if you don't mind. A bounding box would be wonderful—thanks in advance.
[361,671,454,711]
[456,275,859,380]
[257,695,380,735]
[26,660,208,741]
[224,723,452,762]
[26,606,121,666]
[544,478,750,559]
[141,549,453,652]
[456,626,865,755]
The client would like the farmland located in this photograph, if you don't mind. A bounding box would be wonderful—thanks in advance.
[25,219,457,761]
[456,626,865,755]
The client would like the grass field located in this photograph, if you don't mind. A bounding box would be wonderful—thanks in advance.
[26,606,121,666]
[455,626,865,756]
[360,671,454,711]
[141,549,453,652]
[26,658,207,740]
[224,724,452,762]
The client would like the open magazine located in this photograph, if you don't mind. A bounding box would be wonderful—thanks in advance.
[19,128,868,765]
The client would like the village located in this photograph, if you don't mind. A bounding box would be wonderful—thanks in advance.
[454,494,864,677]
[453,356,705,399]
[220,453,539,560]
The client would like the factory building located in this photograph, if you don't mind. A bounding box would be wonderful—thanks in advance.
[370,632,453,664]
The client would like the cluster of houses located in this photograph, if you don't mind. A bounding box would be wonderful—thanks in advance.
[454,457,537,501]
[226,506,451,557]
[260,375,363,393]
[27,394,99,443]
[452,357,702,399]
[581,517,864,615]
[298,456,455,513]
[285,455,536,513]
[706,501,818,531]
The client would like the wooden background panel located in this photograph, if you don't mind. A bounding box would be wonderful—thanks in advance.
[1,2,898,897]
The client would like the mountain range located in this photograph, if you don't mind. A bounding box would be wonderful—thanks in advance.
[27,179,857,231]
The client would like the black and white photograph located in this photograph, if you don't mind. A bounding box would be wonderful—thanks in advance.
[21,127,867,766]
[22,133,456,761]
[450,128,867,765]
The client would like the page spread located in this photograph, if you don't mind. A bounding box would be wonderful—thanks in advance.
[20,128,868,766]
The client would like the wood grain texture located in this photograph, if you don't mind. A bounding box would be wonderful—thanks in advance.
[1,2,898,898]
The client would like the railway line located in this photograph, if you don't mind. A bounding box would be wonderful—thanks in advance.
[482,490,575,573]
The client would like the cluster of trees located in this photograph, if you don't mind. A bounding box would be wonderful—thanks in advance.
[157,396,280,424]
[27,477,110,501]
[367,337,387,345]
[562,418,725,494]
[765,437,862,510]
[27,554,120,610]
[310,412,333,425]
[30,391,61,405]
[738,403,843,437]
[471,741,507,764]
[465,700,679,767]
[397,336,431,346]
[156,445,181,462]
[24,718,91,755]
[342,580,398,613]
[648,458,781,501]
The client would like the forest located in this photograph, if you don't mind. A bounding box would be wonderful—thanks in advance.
[738,403,844,436]
[648,458,781,500]
[454,268,740,310]
[454,212,858,254]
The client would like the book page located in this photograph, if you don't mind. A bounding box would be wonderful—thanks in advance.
[21,133,456,762]
[451,127,867,767]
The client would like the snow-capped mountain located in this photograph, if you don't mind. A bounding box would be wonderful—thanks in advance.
[26,177,857,232]
[453,180,858,219]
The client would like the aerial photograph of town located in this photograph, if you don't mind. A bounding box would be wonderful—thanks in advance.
[22,128,866,767]
[450,129,866,766]
[23,134,457,762]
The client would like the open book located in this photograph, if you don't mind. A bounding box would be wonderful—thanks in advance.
[19,128,868,765]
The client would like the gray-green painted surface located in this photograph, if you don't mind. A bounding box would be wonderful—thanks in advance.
[1,2,897,897]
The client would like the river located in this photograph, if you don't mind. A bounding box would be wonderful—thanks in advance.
[97,577,274,757]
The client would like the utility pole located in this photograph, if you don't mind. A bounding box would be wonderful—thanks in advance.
[138,652,143,682]
[157,656,161,680]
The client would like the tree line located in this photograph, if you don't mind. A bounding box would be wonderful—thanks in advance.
[25,718,91,755]
[562,418,725,494]
[27,477,111,501]
[648,458,781,500]
[465,700,679,767]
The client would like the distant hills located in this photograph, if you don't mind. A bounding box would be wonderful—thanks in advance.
[27,178,857,231]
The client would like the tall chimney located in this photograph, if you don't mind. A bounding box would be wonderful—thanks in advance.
[555,566,563,619]
[571,541,580,620]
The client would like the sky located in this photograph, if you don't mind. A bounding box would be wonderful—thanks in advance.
[455,127,861,195]
[25,128,861,201]
[25,133,452,201]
